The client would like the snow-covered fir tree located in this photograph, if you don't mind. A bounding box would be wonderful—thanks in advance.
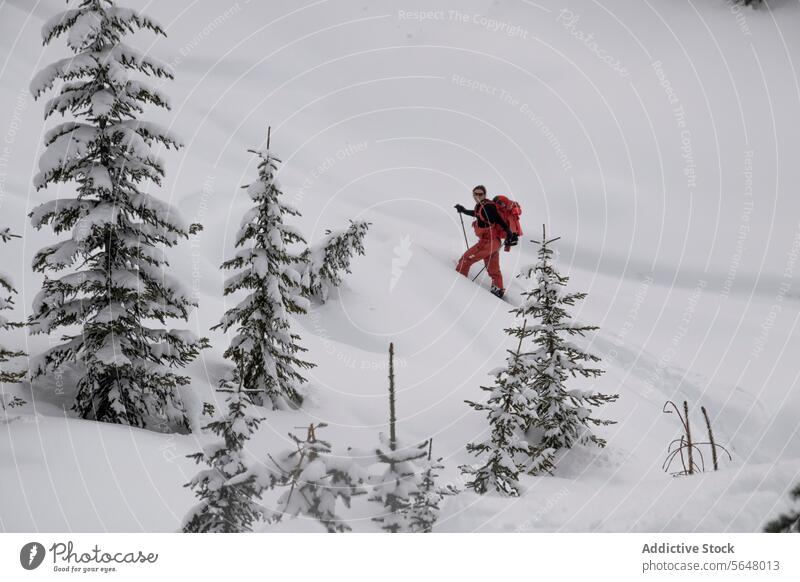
[28,0,207,432]
[1,228,26,388]
[212,134,314,409]
[406,439,458,533]
[369,343,427,532]
[370,433,428,532]
[264,423,366,532]
[516,225,618,474]
[183,378,266,533]
[764,484,800,533]
[0,392,25,420]
[303,219,370,303]
[460,321,537,495]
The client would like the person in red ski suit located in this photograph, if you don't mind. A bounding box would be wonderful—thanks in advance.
[455,185,518,299]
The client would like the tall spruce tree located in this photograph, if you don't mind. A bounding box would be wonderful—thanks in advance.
[264,423,366,532]
[517,225,618,474]
[461,320,538,495]
[212,131,314,409]
[303,219,370,303]
[183,377,266,533]
[369,343,427,532]
[764,484,800,533]
[28,0,207,432]
[1,228,26,415]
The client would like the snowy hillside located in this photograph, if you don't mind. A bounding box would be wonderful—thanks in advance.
[1,0,800,532]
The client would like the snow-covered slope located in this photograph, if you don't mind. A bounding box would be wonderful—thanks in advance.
[1,0,799,532]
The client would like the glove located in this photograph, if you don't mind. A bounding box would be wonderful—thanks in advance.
[505,232,519,247]
[454,204,467,214]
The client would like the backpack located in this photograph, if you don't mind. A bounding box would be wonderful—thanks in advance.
[492,195,523,237]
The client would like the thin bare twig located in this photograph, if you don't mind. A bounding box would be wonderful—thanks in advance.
[683,401,694,475]
[701,406,718,471]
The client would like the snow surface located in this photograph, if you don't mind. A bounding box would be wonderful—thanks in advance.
[1,0,800,532]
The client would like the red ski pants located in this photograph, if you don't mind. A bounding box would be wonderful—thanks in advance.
[456,233,504,289]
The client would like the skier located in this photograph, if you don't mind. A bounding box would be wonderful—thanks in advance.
[454,185,518,299]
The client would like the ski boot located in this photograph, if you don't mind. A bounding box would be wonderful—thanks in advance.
[490,285,505,299]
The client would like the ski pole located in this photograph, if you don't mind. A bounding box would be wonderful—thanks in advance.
[471,264,486,282]
[459,212,469,251]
